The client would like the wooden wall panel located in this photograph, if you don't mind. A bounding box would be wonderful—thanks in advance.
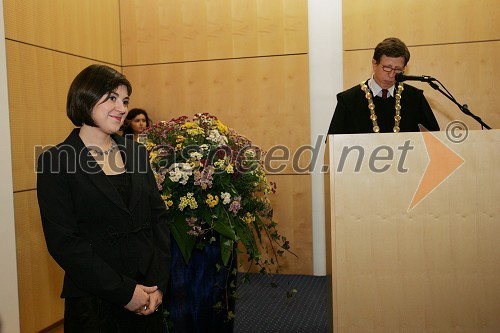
[343,0,500,132]
[3,0,121,65]
[14,191,64,333]
[122,54,310,173]
[120,0,311,276]
[119,0,308,65]
[7,41,122,192]
[5,1,124,331]
[342,41,500,131]
[123,53,312,275]
[238,173,312,275]
[263,174,313,274]
[343,0,500,50]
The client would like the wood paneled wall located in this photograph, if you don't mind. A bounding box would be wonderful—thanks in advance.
[120,0,312,275]
[14,192,64,332]
[4,0,310,331]
[121,55,310,171]
[3,0,121,331]
[343,0,500,131]
[120,0,308,65]
[5,0,499,331]
[3,0,121,65]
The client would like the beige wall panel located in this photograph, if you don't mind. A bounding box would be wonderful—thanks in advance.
[271,174,312,275]
[3,0,121,65]
[14,191,64,333]
[120,0,308,65]
[239,174,313,275]
[343,0,500,50]
[341,41,500,131]
[7,41,121,192]
[329,131,500,332]
[123,55,310,173]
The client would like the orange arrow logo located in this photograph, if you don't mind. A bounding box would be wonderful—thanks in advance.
[408,125,465,211]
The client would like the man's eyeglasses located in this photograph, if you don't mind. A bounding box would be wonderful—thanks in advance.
[379,64,404,74]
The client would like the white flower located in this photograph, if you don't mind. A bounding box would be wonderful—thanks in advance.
[220,192,231,205]
[206,129,228,145]
[244,149,256,158]
[190,152,203,160]
[168,163,193,185]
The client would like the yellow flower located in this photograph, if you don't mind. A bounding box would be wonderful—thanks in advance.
[189,128,204,136]
[215,120,229,134]
[181,121,196,128]
[190,160,201,168]
[179,192,198,211]
[225,164,234,174]
[145,140,156,150]
[176,135,186,143]
[161,194,174,210]
[149,150,158,161]
[182,122,205,136]
[205,194,219,208]
[241,212,255,224]
[214,159,225,169]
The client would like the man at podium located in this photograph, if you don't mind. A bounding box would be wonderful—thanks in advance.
[328,37,440,134]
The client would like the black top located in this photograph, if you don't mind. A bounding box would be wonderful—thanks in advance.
[328,82,440,134]
[107,172,132,206]
[37,129,171,306]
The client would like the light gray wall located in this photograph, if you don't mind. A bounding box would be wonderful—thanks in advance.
[309,0,343,275]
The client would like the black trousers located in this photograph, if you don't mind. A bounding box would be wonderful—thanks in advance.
[64,296,168,333]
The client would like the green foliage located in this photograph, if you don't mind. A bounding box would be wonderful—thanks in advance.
[143,113,296,320]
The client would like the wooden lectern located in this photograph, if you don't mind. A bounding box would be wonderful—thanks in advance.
[325,130,500,333]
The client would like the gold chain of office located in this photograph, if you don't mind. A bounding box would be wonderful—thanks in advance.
[360,82,404,133]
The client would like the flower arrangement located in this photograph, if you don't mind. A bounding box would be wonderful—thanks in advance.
[142,113,292,275]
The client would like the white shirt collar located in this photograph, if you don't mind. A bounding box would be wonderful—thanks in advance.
[368,75,394,98]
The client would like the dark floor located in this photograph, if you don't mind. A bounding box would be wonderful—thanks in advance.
[234,273,328,333]
[45,273,328,333]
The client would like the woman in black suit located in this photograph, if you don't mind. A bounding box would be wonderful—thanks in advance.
[37,64,170,332]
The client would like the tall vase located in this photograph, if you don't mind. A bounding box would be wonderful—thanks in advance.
[166,233,236,333]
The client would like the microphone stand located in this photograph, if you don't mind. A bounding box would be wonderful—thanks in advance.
[426,80,491,130]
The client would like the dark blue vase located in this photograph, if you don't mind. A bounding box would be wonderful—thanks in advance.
[166,233,236,333]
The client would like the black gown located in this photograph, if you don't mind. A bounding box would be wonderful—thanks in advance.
[328,82,440,134]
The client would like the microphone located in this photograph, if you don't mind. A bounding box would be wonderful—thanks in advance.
[395,72,436,82]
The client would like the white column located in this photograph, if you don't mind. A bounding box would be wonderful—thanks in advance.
[308,0,343,275]
[0,2,21,332]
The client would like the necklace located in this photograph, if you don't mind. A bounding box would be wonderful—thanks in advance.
[88,141,117,156]
[360,81,404,133]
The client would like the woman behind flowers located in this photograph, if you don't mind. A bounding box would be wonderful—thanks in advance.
[122,107,153,142]
[37,64,170,332]
[143,113,291,333]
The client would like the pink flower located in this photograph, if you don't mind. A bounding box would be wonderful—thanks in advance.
[228,196,241,214]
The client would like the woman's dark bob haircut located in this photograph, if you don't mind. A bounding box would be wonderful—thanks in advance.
[67,64,132,127]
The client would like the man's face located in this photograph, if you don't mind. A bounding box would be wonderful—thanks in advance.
[372,55,406,89]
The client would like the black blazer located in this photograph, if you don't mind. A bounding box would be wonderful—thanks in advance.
[37,128,170,306]
[328,82,440,134]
